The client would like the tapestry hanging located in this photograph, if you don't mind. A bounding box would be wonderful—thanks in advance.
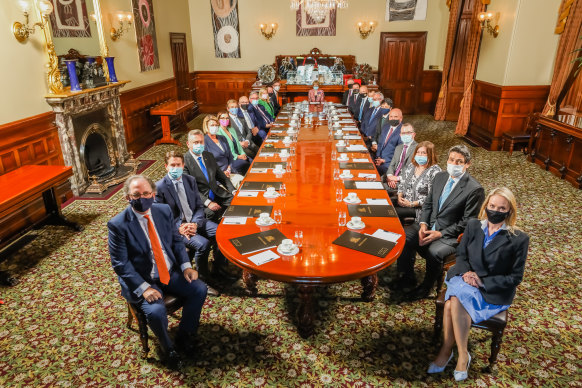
[48,0,91,38]
[296,6,336,37]
[131,0,160,72]
[385,0,428,21]
[211,0,241,58]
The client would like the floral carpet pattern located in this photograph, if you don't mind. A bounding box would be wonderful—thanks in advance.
[1,115,581,387]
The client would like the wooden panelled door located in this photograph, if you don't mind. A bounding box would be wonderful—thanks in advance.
[170,32,190,100]
[377,32,427,115]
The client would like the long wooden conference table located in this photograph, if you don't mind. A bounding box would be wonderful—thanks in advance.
[216,103,404,337]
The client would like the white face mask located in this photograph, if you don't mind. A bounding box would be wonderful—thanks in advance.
[262,93,269,99]
[208,126,219,135]
[447,163,465,178]
[274,86,280,92]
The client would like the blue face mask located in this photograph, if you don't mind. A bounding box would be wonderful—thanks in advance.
[313,86,319,90]
[168,167,183,180]
[229,108,239,115]
[368,97,374,103]
[379,107,390,115]
[372,100,381,108]
[130,197,154,212]
[192,144,205,155]
[251,99,259,106]
[401,134,413,144]
[415,155,428,165]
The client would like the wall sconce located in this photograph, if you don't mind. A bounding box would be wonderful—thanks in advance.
[259,23,278,40]
[478,11,500,37]
[357,21,376,39]
[110,11,133,41]
[12,0,54,42]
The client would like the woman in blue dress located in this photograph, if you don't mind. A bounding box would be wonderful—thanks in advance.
[427,187,529,381]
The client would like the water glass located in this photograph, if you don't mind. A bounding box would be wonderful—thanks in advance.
[274,210,282,225]
[331,150,337,161]
[338,212,347,227]
[290,146,296,156]
[280,183,287,197]
[333,168,340,180]
[286,159,293,172]
[336,188,343,202]
[294,231,303,247]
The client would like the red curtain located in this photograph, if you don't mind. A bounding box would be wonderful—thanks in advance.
[542,0,582,116]
[454,1,487,135]
[434,0,463,120]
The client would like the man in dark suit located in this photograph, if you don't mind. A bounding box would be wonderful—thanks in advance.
[268,82,281,116]
[156,151,237,295]
[250,91,273,136]
[108,175,207,368]
[347,83,360,109]
[342,79,355,106]
[360,92,389,143]
[395,145,485,300]
[238,95,264,144]
[383,123,416,192]
[227,99,258,159]
[371,108,402,176]
[184,130,236,222]
[351,85,369,119]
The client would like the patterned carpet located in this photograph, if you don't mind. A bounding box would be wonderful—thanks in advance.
[1,115,581,387]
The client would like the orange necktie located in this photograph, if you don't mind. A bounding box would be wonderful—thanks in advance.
[143,214,170,285]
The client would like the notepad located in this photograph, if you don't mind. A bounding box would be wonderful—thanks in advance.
[366,198,390,205]
[237,191,259,197]
[355,181,384,190]
[346,145,368,152]
[358,173,376,179]
[370,229,401,243]
[250,168,268,173]
[222,217,248,225]
[260,153,275,157]
[344,135,361,140]
[353,158,369,162]
[247,250,280,266]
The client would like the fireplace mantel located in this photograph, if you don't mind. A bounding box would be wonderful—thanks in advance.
[45,81,131,196]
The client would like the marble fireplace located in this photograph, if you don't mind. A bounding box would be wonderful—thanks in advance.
[45,82,136,196]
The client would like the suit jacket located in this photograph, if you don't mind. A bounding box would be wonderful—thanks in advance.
[386,140,416,176]
[361,107,386,138]
[376,123,403,164]
[155,174,206,227]
[352,96,370,120]
[183,150,235,205]
[239,107,258,129]
[342,89,354,106]
[229,115,258,155]
[269,93,281,115]
[447,219,530,305]
[204,134,233,172]
[108,203,189,302]
[254,103,273,132]
[419,171,485,246]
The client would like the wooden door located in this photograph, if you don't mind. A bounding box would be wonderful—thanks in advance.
[445,0,478,121]
[170,32,190,100]
[377,32,427,114]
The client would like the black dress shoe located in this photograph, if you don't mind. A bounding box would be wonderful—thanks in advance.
[207,284,221,297]
[175,333,198,355]
[389,276,416,291]
[158,349,184,370]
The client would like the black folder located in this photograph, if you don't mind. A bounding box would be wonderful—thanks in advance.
[230,229,288,255]
[332,230,396,258]
[252,162,287,169]
[347,204,397,218]
[339,162,375,170]
[224,205,273,218]
[240,182,282,191]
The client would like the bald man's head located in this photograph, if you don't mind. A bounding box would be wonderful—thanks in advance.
[389,108,403,121]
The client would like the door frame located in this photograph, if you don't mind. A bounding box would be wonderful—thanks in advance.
[169,32,190,100]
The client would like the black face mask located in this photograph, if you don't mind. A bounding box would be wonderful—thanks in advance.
[348,84,353,89]
[240,104,249,111]
[388,119,400,127]
[353,90,359,95]
[268,92,274,97]
[485,208,509,224]
[130,197,154,212]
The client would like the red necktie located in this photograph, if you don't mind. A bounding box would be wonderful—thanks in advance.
[143,214,170,285]
[384,127,394,146]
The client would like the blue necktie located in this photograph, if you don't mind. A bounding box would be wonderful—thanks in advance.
[198,156,215,200]
[359,101,366,120]
[369,108,378,125]
[439,178,455,210]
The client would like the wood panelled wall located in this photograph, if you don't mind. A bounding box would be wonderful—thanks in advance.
[120,78,177,154]
[419,70,442,115]
[193,71,258,113]
[466,81,550,151]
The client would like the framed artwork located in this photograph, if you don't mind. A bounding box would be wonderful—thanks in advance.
[48,0,91,38]
[296,6,336,37]
[211,0,241,58]
[132,0,160,72]
[385,0,428,21]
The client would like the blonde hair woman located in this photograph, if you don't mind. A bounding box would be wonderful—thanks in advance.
[257,87,274,119]
[202,115,248,180]
[428,187,529,382]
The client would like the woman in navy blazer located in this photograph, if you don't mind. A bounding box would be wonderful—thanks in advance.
[202,115,249,177]
[428,187,529,381]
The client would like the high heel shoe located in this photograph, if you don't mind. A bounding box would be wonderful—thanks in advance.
[427,351,454,374]
[453,352,472,381]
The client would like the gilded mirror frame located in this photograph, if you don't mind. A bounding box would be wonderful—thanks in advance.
[36,0,110,94]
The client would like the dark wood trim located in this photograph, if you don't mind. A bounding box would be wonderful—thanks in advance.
[466,80,549,150]
[193,71,258,113]
[419,70,443,115]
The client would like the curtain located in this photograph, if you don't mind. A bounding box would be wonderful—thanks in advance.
[454,1,487,135]
[542,0,582,116]
[434,0,463,120]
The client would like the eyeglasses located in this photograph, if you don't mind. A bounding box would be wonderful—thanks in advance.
[129,192,153,199]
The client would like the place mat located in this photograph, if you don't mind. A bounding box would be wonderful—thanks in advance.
[332,230,395,258]
[253,162,287,169]
[240,181,282,191]
[347,204,397,218]
[271,148,290,154]
[224,205,273,218]
[230,229,287,256]
[339,162,375,170]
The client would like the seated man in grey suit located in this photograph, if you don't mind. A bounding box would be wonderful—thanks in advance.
[383,123,417,192]
[184,130,236,222]
[395,145,485,300]
[227,99,258,159]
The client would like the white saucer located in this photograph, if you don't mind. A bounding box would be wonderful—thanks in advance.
[347,221,365,230]
[343,197,361,204]
[263,192,280,198]
[277,245,299,256]
[272,169,286,175]
[339,174,354,179]
[255,218,276,226]
[337,158,349,162]
[287,129,297,134]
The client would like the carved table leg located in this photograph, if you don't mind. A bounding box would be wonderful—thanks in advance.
[297,285,316,338]
[361,274,378,302]
[242,270,258,296]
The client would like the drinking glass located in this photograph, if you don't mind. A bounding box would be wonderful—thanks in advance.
[286,159,293,172]
[274,210,282,225]
[331,150,337,161]
[333,168,340,180]
[338,212,347,227]
[336,188,343,202]
[280,183,286,197]
[294,231,303,247]
[290,146,296,156]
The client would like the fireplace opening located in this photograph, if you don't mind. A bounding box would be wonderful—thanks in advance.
[83,132,115,178]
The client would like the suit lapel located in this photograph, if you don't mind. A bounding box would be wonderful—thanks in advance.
[125,207,149,253]
[484,230,510,256]
[163,175,181,208]
[439,173,468,213]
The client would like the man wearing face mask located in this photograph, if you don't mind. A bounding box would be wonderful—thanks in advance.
[360,92,388,141]
[373,110,405,176]
[268,82,281,116]
[342,79,355,106]
[394,145,485,300]
[226,99,258,159]
[183,130,236,222]
[155,151,237,296]
[237,95,263,143]
[383,119,415,189]
[351,85,369,119]
[108,174,208,368]
[349,83,360,107]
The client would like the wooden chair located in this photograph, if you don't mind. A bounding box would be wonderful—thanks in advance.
[433,290,508,373]
[501,131,530,156]
[126,294,184,358]
[434,233,463,296]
